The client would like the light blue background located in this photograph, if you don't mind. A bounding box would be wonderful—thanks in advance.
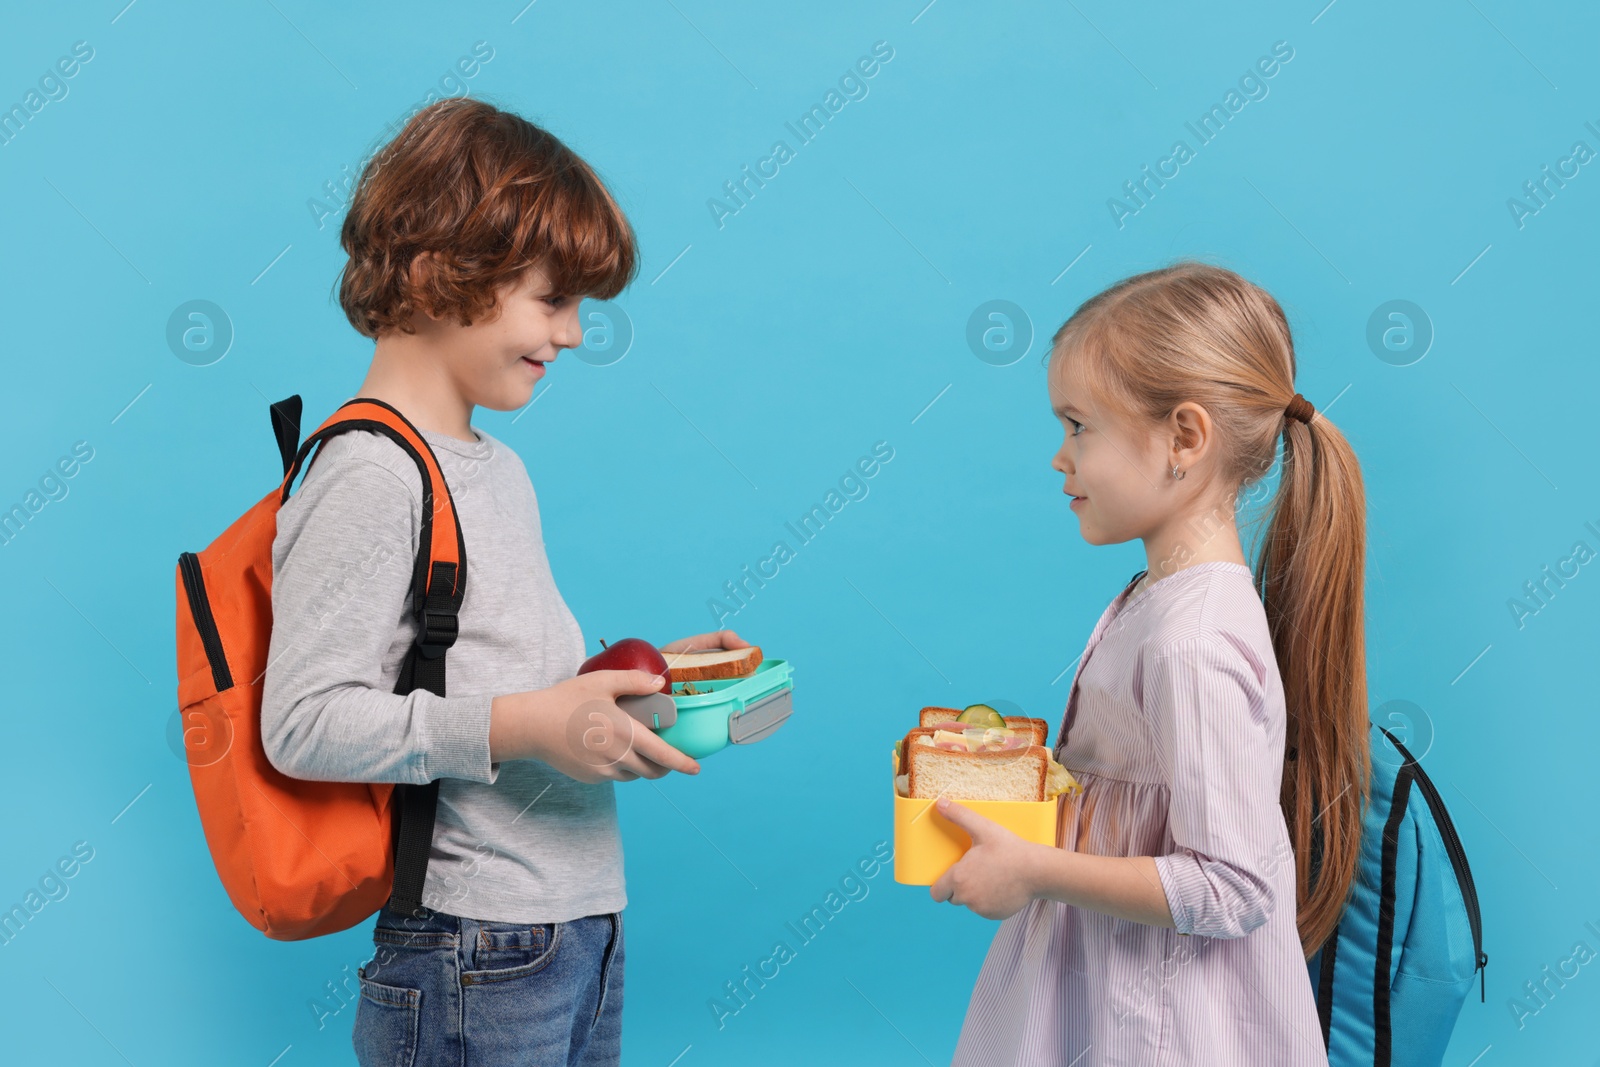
[2,1,1595,1064]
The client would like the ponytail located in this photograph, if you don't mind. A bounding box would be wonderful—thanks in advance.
[1258,406,1371,957]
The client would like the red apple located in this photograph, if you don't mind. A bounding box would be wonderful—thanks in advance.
[578,638,670,694]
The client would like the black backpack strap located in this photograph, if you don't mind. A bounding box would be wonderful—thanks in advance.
[1373,766,1413,1067]
[386,650,447,917]
[1315,924,1338,1049]
[386,556,465,918]
[1306,781,1337,1049]
[269,395,304,478]
[276,395,467,920]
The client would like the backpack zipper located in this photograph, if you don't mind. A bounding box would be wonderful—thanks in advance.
[178,552,234,692]
[1379,727,1486,1002]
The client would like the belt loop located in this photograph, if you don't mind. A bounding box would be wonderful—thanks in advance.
[458,912,474,972]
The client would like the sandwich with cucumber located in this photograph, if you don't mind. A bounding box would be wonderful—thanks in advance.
[892,703,1080,802]
[918,704,1048,743]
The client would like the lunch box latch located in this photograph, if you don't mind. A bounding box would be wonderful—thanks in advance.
[729,688,793,745]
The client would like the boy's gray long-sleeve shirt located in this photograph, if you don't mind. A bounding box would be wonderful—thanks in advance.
[260,421,624,925]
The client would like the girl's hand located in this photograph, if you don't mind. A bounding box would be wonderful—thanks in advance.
[660,630,751,655]
[928,798,1047,920]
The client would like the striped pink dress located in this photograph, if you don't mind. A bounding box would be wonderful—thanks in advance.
[952,561,1329,1066]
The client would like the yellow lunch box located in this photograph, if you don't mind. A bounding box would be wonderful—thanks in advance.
[893,787,1059,885]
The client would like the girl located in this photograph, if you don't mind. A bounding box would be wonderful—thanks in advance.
[934,262,1367,1066]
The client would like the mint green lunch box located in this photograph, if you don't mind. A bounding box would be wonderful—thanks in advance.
[641,659,794,759]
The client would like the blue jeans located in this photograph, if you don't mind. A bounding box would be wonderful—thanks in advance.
[352,905,624,1067]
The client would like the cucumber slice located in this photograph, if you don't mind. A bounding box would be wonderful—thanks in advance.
[957,703,1006,728]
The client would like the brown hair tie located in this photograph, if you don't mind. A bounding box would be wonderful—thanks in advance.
[1284,392,1315,424]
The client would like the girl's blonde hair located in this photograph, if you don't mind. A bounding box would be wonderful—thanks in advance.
[1049,260,1369,959]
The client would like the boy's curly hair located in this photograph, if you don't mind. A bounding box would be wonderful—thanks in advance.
[336,97,638,338]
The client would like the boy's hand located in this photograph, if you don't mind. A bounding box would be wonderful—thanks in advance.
[489,670,702,783]
[659,629,750,654]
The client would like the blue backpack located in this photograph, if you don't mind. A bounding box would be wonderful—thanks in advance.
[1306,723,1487,1066]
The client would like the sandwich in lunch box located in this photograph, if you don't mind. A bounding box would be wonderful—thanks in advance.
[892,705,1080,802]
[918,705,1048,743]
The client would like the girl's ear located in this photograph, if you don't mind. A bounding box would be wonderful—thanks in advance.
[1169,400,1213,466]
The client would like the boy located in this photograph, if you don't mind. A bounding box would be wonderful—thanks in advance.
[261,97,746,1066]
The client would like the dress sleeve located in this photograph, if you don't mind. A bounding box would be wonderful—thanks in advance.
[1144,634,1284,938]
[260,448,498,786]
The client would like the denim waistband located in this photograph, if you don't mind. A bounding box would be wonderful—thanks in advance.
[374,905,616,934]
[374,906,462,935]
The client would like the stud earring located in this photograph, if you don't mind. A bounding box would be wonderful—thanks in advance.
[1171,464,1185,480]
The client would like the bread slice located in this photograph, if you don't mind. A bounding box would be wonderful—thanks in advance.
[904,738,1050,802]
[919,706,1048,746]
[897,726,953,760]
[919,706,964,725]
[665,646,763,682]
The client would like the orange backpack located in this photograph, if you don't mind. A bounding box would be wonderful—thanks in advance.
[174,395,465,940]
